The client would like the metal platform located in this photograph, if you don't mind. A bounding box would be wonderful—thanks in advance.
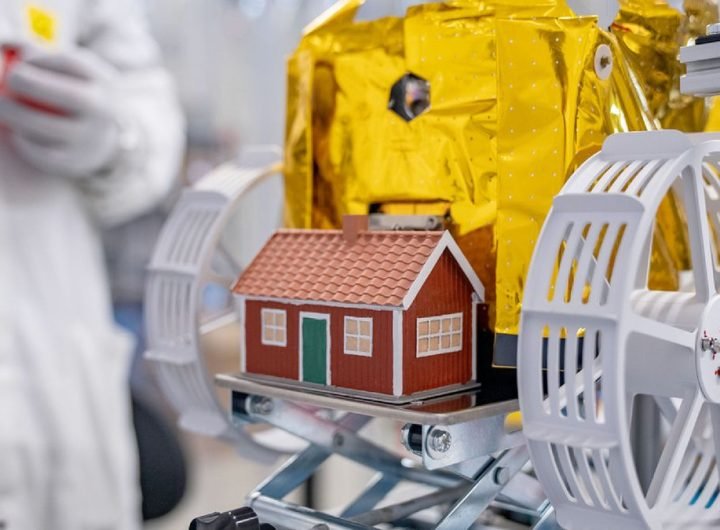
[216,373,518,426]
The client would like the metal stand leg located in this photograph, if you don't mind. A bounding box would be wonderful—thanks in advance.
[532,504,562,530]
[436,446,528,529]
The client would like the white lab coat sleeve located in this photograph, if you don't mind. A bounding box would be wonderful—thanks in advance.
[75,0,185,228]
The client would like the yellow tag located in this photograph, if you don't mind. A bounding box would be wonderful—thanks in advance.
[26,5,56,43]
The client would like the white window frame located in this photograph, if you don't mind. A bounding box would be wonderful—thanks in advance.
[416,312,463,357]
[261,308,287,347]
[344,316,373,357]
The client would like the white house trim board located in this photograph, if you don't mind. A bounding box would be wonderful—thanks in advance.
[236,294,247,372]
[242,295,397,312]
[471,299,478,380]
[393,310,403,396]
[298,311,332,385]
[401,231,485,310]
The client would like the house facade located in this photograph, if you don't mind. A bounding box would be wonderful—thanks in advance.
[232,217,485,401]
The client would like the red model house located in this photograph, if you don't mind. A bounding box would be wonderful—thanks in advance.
[232,216,485,402]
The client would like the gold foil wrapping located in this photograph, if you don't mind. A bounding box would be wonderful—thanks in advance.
[284,0,709,364]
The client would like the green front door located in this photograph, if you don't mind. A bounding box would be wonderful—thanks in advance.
[301,315,328,384]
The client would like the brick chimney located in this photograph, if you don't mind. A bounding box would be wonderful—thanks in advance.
[342,214,369,243]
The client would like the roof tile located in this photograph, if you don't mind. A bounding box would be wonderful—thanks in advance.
[232,229,444,307]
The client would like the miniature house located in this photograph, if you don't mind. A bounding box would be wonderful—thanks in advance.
[232,216,485,402]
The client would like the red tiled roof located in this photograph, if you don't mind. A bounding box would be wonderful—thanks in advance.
[232,230,445,307]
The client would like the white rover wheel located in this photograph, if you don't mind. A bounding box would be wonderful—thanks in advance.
[145,148,288,460]
[519,131,720,530]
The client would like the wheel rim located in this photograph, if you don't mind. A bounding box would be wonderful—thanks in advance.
[519,131,720,529]
[145,149,291,461]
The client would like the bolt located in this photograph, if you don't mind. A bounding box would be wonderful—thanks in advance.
[248,396,274,416]
[494,467,511,486]
[333,432,344,448]
[701,336,720,355]
[427,429,452,457]
[401,424,423,455]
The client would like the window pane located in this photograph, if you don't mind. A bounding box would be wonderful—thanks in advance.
[418,321,429,336]
[346,318,358,334]
[262,311,272,326]
[359,338,371,353]
[441,335,451,349]
[276,311,286,326]
[429,336,440,351]
[263,327,273,343]
[276,329,286,344]
[346,336,358,351]
[452,316,461,331]
[451,333,461,348]
[418,338,428,353]
[442,318,451,332]
[359,319,371,337]
[429,320,440,334]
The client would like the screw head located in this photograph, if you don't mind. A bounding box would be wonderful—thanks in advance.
[494,467,511,486]
[700,336,720,354]
[248,396,274,416]
[702,336,712,351]
[712,339,720,355]
[427,429,452,457]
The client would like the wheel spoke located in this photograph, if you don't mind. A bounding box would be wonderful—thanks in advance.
[654,396,678,424]
[682,167,717,301]
[204,273,238,288]
[703,163,720,292]
[634,316,696,352]
[709,404,720,470]
[647,390,705,509]
[200,310,238,335]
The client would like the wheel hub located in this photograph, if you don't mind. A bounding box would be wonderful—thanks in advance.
[697,296,720,403]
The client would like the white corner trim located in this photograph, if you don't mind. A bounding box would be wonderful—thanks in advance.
[444,233,485,301]
[243,295,397,311]
[236,295,247,372]
[402,231,485,309]
[393,310,403,397]
[472,300,478,381]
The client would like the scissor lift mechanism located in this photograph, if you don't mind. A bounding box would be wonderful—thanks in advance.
[217,375,556,529]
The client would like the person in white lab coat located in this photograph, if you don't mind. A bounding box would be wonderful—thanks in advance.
[0,0,184,529]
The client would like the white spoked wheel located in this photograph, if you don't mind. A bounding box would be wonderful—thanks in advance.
[145,148,290,461]
[519,131,720,530]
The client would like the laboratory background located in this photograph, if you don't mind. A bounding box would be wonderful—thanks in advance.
[7,0,720,529]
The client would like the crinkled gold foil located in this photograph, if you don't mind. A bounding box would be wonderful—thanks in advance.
[495,18,642,337]
[611,0,717,133]
[284,1,685,365]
